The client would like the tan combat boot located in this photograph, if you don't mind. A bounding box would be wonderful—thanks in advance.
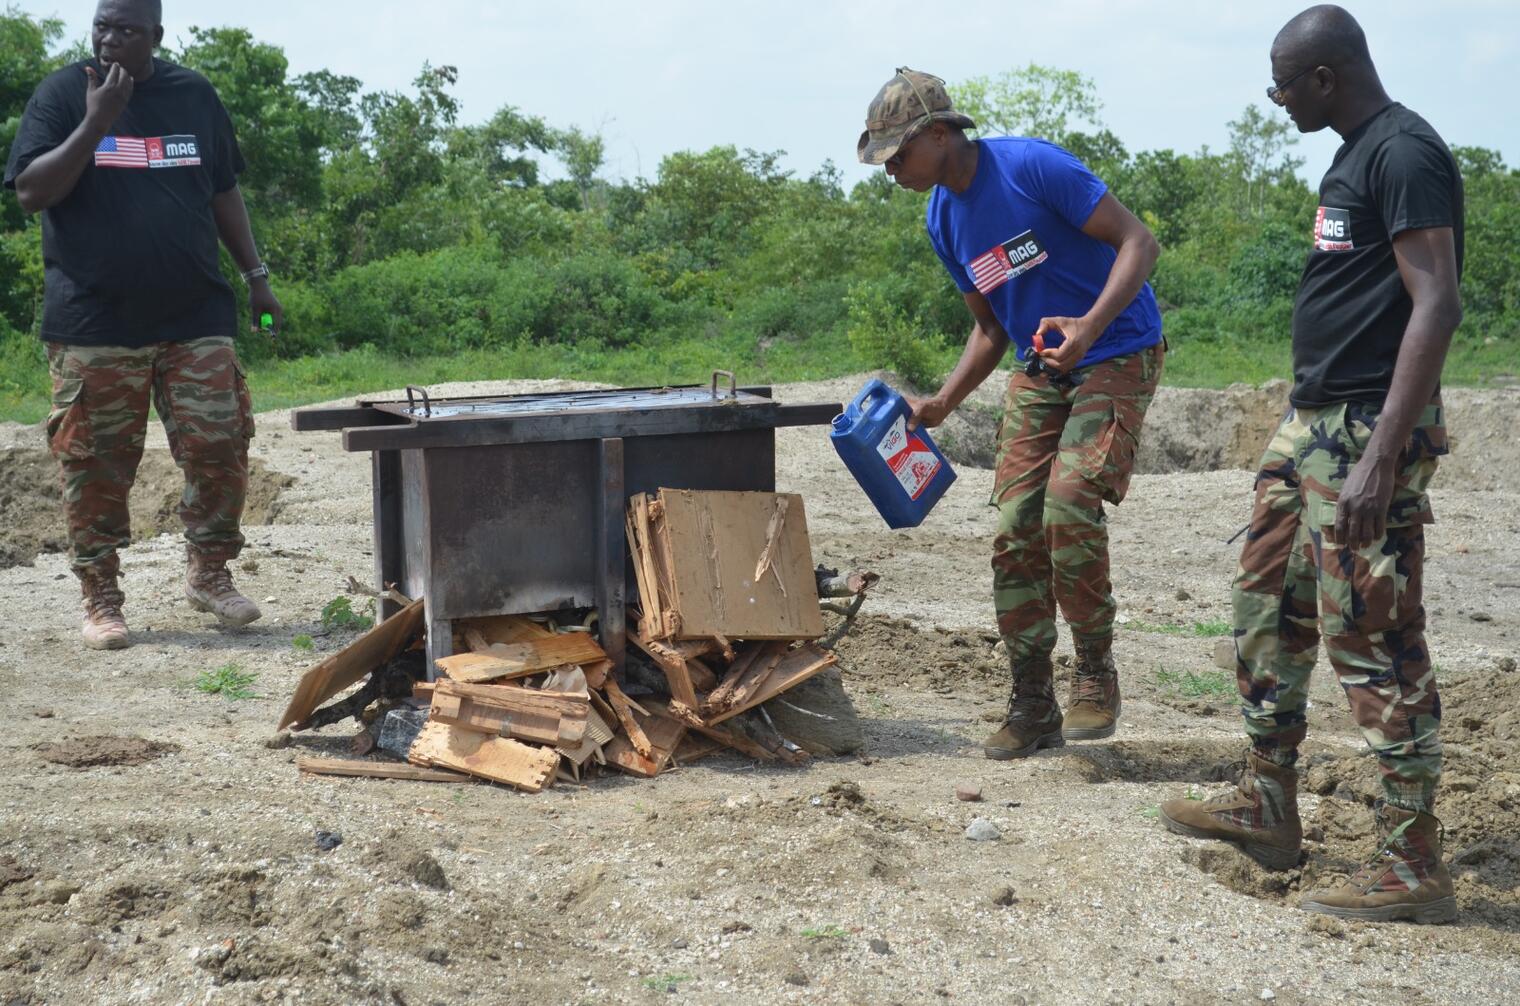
[185,550,262,626]
[80,568,130,650]
[1159,750,1302,870]
[1300,801,1456,924]
[983,654,1064,760]
[1064,636,1120,740]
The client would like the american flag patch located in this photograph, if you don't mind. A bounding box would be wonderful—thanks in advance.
[94,134,202,169]
[966,229,1048,295]
[94,135,149,168]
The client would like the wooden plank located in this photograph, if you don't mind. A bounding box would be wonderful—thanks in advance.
[722,642,789,711]
[297,756,472,783]
[627,629,700,722]
[701,642,769,716]
[435,633,606,681]
[454,614,555,649]
[430,680,589,746]
[279,598,425,730]
[581,658,613,691]
[604,705,686,778]
[656,490,824,641]
[407,720,559,792]
[628,494,667,640]
[602,677,653,759]
[706,644,840,726]
[435,651,540,684]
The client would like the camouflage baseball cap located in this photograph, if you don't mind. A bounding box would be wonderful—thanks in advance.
[857,67,976,165]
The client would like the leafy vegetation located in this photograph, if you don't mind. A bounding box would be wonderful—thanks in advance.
[192,663,259,700]
[2,14,1515,423]
[319,596,373,632]
[291,633,314,651]
[1155,667,1237,698]
[1128,619,1233,637]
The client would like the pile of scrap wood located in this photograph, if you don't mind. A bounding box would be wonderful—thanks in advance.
[280,488,870,792]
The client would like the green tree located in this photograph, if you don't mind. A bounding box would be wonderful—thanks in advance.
[949,64,1102,145]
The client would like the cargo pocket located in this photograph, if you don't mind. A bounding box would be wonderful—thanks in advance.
[1075,403,1141,506]
[45,350,92,462]
[1309,492,1429,640]
[232,359,256,440]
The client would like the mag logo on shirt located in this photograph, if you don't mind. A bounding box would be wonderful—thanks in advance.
[93,134,202,169]
[1313,206,1353,252]
[967,229,1048,295]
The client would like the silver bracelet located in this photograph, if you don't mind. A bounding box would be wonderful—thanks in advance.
[240,263,270,282]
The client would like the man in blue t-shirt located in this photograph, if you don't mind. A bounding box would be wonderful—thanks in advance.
[857,68,1165,759]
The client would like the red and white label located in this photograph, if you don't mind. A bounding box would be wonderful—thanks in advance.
[876,415,942,500]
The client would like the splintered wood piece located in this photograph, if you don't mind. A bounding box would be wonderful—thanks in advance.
[453,614,555,650]
[705,644,839,726]
[702,641,772,715]
[685,657,718,693]
[628,630,699,713]
[407,720,558,792]
[722,642,788,712]
[435,634,607,681]
[603,677,653,759]
[581,658,613,691]
[656,489,823,641]
[280,599,425,730]
[604,704,687,777]
[429,679,589,747]
[627,495,664,640]
[296,756,472,783]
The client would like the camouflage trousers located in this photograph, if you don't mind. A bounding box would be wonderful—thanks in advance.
[991,344,1163,660]
[45,337,255,577]
[1233,400,1446,812]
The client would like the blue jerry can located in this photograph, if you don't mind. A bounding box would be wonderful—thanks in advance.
[830,379,957,529]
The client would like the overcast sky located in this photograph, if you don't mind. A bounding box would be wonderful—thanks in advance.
[16,0,1518,188]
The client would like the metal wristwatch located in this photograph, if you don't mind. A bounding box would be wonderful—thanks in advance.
[240,263,271,282]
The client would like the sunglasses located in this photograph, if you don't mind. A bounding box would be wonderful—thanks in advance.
[1266,65,1321,105]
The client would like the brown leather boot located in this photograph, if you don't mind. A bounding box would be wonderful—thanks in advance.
[983,654,1064,760]
[1159,750,1302,870]
[1300,801,1456,924]
[80,567,130,650]
[186,550,262,626]
[1064,636,1120,740]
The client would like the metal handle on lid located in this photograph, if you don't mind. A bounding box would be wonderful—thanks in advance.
[710,370,737,399]
[404,385,432,417]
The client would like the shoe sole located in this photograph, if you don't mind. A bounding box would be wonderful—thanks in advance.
[1300,897,1457,925]
[1158,806,1300,871]
[186,592,262,627]
[1062,699,1121,741]
[83,635,130,651]
[984,728,1065,760]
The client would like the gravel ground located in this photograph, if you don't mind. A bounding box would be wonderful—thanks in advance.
[1,376,1517,1005]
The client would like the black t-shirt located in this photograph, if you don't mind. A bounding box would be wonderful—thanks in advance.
[3,57,246,347]
[1290,103,1464,408]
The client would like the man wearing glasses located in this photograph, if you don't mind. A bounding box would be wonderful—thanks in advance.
[1160,5,1464,923]
[857,68,1164,760]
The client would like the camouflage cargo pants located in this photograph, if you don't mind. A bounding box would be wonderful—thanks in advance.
[45,337,255,577]
[991,343,1163,660]
[1233,400,1446,812]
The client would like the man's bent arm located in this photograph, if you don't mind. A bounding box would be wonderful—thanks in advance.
[212,185,283,332]
[909,291,1010,429]
[13,119,110,213]
[1333,225,1463,549]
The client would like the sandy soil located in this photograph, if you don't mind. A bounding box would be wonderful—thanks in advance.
[1,375,1517,1005]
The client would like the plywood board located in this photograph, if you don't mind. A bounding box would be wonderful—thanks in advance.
[657,490,823,641]
[279,599,425,730]
[453,614,555,648]
[296,756,472,783]
[407,720,558,792]
[604,704,687,777]
[435,633,606,680]
[434,651,540,684]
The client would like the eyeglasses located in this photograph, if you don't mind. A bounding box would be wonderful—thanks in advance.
[1266,65,1320,105]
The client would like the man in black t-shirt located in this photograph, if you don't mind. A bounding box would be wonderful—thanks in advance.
[1160,5,1464,924]
[4,0,282,650]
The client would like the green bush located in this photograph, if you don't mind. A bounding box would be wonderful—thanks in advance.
[845,280,949,390]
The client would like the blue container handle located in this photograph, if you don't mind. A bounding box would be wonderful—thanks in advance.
[847,378,891,419]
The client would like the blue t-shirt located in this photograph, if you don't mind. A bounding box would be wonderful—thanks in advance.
[926,137,1163,367]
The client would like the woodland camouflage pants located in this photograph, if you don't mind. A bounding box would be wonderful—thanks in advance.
[1233,400,1446,812]
[45,337,255,578]
[990,344,1163,661]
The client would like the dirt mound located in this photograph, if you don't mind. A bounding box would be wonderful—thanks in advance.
[1189,668,1520,930]
[831,615,1003,692]
[0,447,292,570]
[32,736,181,768]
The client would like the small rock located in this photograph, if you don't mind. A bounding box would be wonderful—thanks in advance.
[33,709,55,719]
[315,830,343,851]
[868,937,892,955]
[784,973,809,987]
[1306,915,1345,938]
[1055,654,1073,667]
[1469,611,1492,622]
[671,938,688,950]
[721,920,752,934]
[980,709,1004,723]
[955,784,983,803]
[1212,638,1236,671]
[965,818,1001,842]
[424,947,448,965]
[1260,990,1275,1001]
[406,853,449,890]
[991,885,1018,907]
[240,559,259,573]
[263,595,277,603]
[264,732,292,750]
[1175,588,1191,601]
[1498,657,1517,673]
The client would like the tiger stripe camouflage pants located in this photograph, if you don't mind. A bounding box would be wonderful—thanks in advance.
[1233,400,1446,812]
[990,344,1163,661]
[45,337,255,577]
